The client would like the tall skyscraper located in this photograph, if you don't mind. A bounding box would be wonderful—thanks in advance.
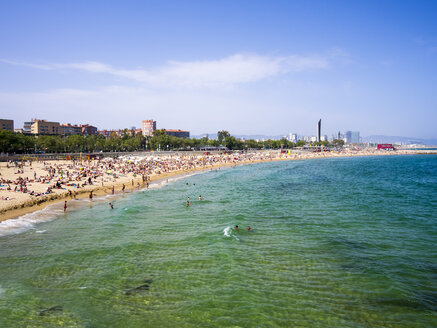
[344,131,360,144]
[317,119,321,142]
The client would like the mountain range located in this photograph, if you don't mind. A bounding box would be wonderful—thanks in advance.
[192,133,437,146]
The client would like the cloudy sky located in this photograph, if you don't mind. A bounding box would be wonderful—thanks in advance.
[1,0,436,138]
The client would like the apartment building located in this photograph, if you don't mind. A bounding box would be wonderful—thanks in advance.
[0,119,14,131]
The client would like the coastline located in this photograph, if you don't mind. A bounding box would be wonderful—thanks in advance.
[0,149,435,224]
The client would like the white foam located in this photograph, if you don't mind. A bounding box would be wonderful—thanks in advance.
[0,205,62,237]
[223,226,239,241]
[139,171,199,191]
[35,230,47,234]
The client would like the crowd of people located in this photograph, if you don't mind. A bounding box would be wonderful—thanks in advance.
[0,148,413,216]
[0,151,280,208]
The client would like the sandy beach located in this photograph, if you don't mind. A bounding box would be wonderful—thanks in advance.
[0,148,433,223]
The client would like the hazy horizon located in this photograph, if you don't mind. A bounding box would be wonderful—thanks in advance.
[1,1,437,139]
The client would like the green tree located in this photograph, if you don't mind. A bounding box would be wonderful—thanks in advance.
[332,139,345,147]
[217,130,230,144]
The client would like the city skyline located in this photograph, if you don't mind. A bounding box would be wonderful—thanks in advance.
[1,1,437,138]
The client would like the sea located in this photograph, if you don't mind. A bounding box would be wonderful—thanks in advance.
[0,155,436,327]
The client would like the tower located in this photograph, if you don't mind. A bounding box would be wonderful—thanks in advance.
[317,119,321,142]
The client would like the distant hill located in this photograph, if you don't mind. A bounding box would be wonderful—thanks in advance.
[361,135,437,146]
[192,133,437,146]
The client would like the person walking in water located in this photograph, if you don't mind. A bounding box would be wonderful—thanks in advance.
[64,200,67,212]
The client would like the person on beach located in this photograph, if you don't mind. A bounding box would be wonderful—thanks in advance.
[112,185,114,195]
[122,184,125,192]
[109,202,114,209]
[89,191,93,200]
[64,201,67,212]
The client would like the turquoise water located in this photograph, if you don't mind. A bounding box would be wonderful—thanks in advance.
[0,155,436,327]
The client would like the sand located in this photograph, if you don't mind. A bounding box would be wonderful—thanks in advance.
[0,148,433,223]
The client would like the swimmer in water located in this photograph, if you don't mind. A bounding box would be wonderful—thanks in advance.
[109,202,114,209]
[198,195,202,201]
[186,197,191,207]
[234,225,239,231]
[247,226,251,231]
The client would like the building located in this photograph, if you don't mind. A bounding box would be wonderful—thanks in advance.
[14,128,23,133]
[81,124,97,135]
[97,128,141,138]
[377,144,395,150]
[344,131,360,144]
[61,123,82,135]
[97,130,113,138]
[288,133,297,142]
[317,119,321,142]
[31,119,60,135]
[0,119,14,131]
[23,121,33,134]
[164,129,190,138]
[142,120,156,137]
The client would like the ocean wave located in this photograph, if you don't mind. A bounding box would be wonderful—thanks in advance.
[0,205,62,237]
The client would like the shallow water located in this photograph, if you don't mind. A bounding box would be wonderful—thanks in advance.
[0,155,436,327]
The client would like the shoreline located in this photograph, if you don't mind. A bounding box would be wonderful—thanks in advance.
[0,158,248,223]
[1,149,435,224]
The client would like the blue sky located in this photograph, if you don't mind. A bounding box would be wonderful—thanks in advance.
[1,0,436,138]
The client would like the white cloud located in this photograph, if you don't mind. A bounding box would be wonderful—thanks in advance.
[0,53,330,89]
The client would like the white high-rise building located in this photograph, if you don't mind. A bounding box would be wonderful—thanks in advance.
[288,133,298,142]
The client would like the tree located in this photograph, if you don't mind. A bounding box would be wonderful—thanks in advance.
[332,139,345,147]
[217,130,230,144]
[246,139,261,149]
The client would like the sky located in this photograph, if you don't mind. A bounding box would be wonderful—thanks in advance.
[1,0,437,139]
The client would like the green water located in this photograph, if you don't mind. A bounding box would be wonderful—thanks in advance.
[0,155,436,327]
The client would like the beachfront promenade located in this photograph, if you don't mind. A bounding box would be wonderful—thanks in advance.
[0,148,433,222]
